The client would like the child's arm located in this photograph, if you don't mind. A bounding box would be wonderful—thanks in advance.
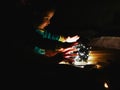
[38,29,80,43]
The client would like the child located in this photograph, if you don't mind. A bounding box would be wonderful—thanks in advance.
[33,8,80,57]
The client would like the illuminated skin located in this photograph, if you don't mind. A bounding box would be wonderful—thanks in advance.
[37,10,54,30]
[37,10,80,43]
[35,10,80,62]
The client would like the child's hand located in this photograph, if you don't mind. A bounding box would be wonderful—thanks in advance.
[57,46,78,64]
[65,35,80,43]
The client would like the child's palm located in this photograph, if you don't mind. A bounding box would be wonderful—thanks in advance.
[66,35,80,43]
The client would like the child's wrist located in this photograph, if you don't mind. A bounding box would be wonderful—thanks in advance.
[59,36,66,42]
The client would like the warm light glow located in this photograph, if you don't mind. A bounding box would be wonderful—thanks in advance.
[59,61,70,65]
[86,51,98,65]
[96,64,102,69]
[73,60,87,65]
[59,48,112,69]
[86,50,112,67]
[80,65,84,68]
[104,82,109,89]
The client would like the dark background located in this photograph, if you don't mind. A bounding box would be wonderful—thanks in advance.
[14,0,120,36]
[4,0,120,89]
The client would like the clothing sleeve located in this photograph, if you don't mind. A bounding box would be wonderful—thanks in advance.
[34,46,46,55]
[33,30,64,51]
[37,30,66,42]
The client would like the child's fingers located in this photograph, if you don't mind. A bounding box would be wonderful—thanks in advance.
[64,48,77,54]
[62,47,73,52]
[64,53,78,58]
[72,35,80,40]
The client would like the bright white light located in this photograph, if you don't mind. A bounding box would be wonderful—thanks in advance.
[73,60,87,66]
[104,82,109,89]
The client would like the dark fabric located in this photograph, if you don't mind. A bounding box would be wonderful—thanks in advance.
[21,47,63,64]
[32,29,64,50]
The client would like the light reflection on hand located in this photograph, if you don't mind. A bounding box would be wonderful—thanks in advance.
[66,35,80,43]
